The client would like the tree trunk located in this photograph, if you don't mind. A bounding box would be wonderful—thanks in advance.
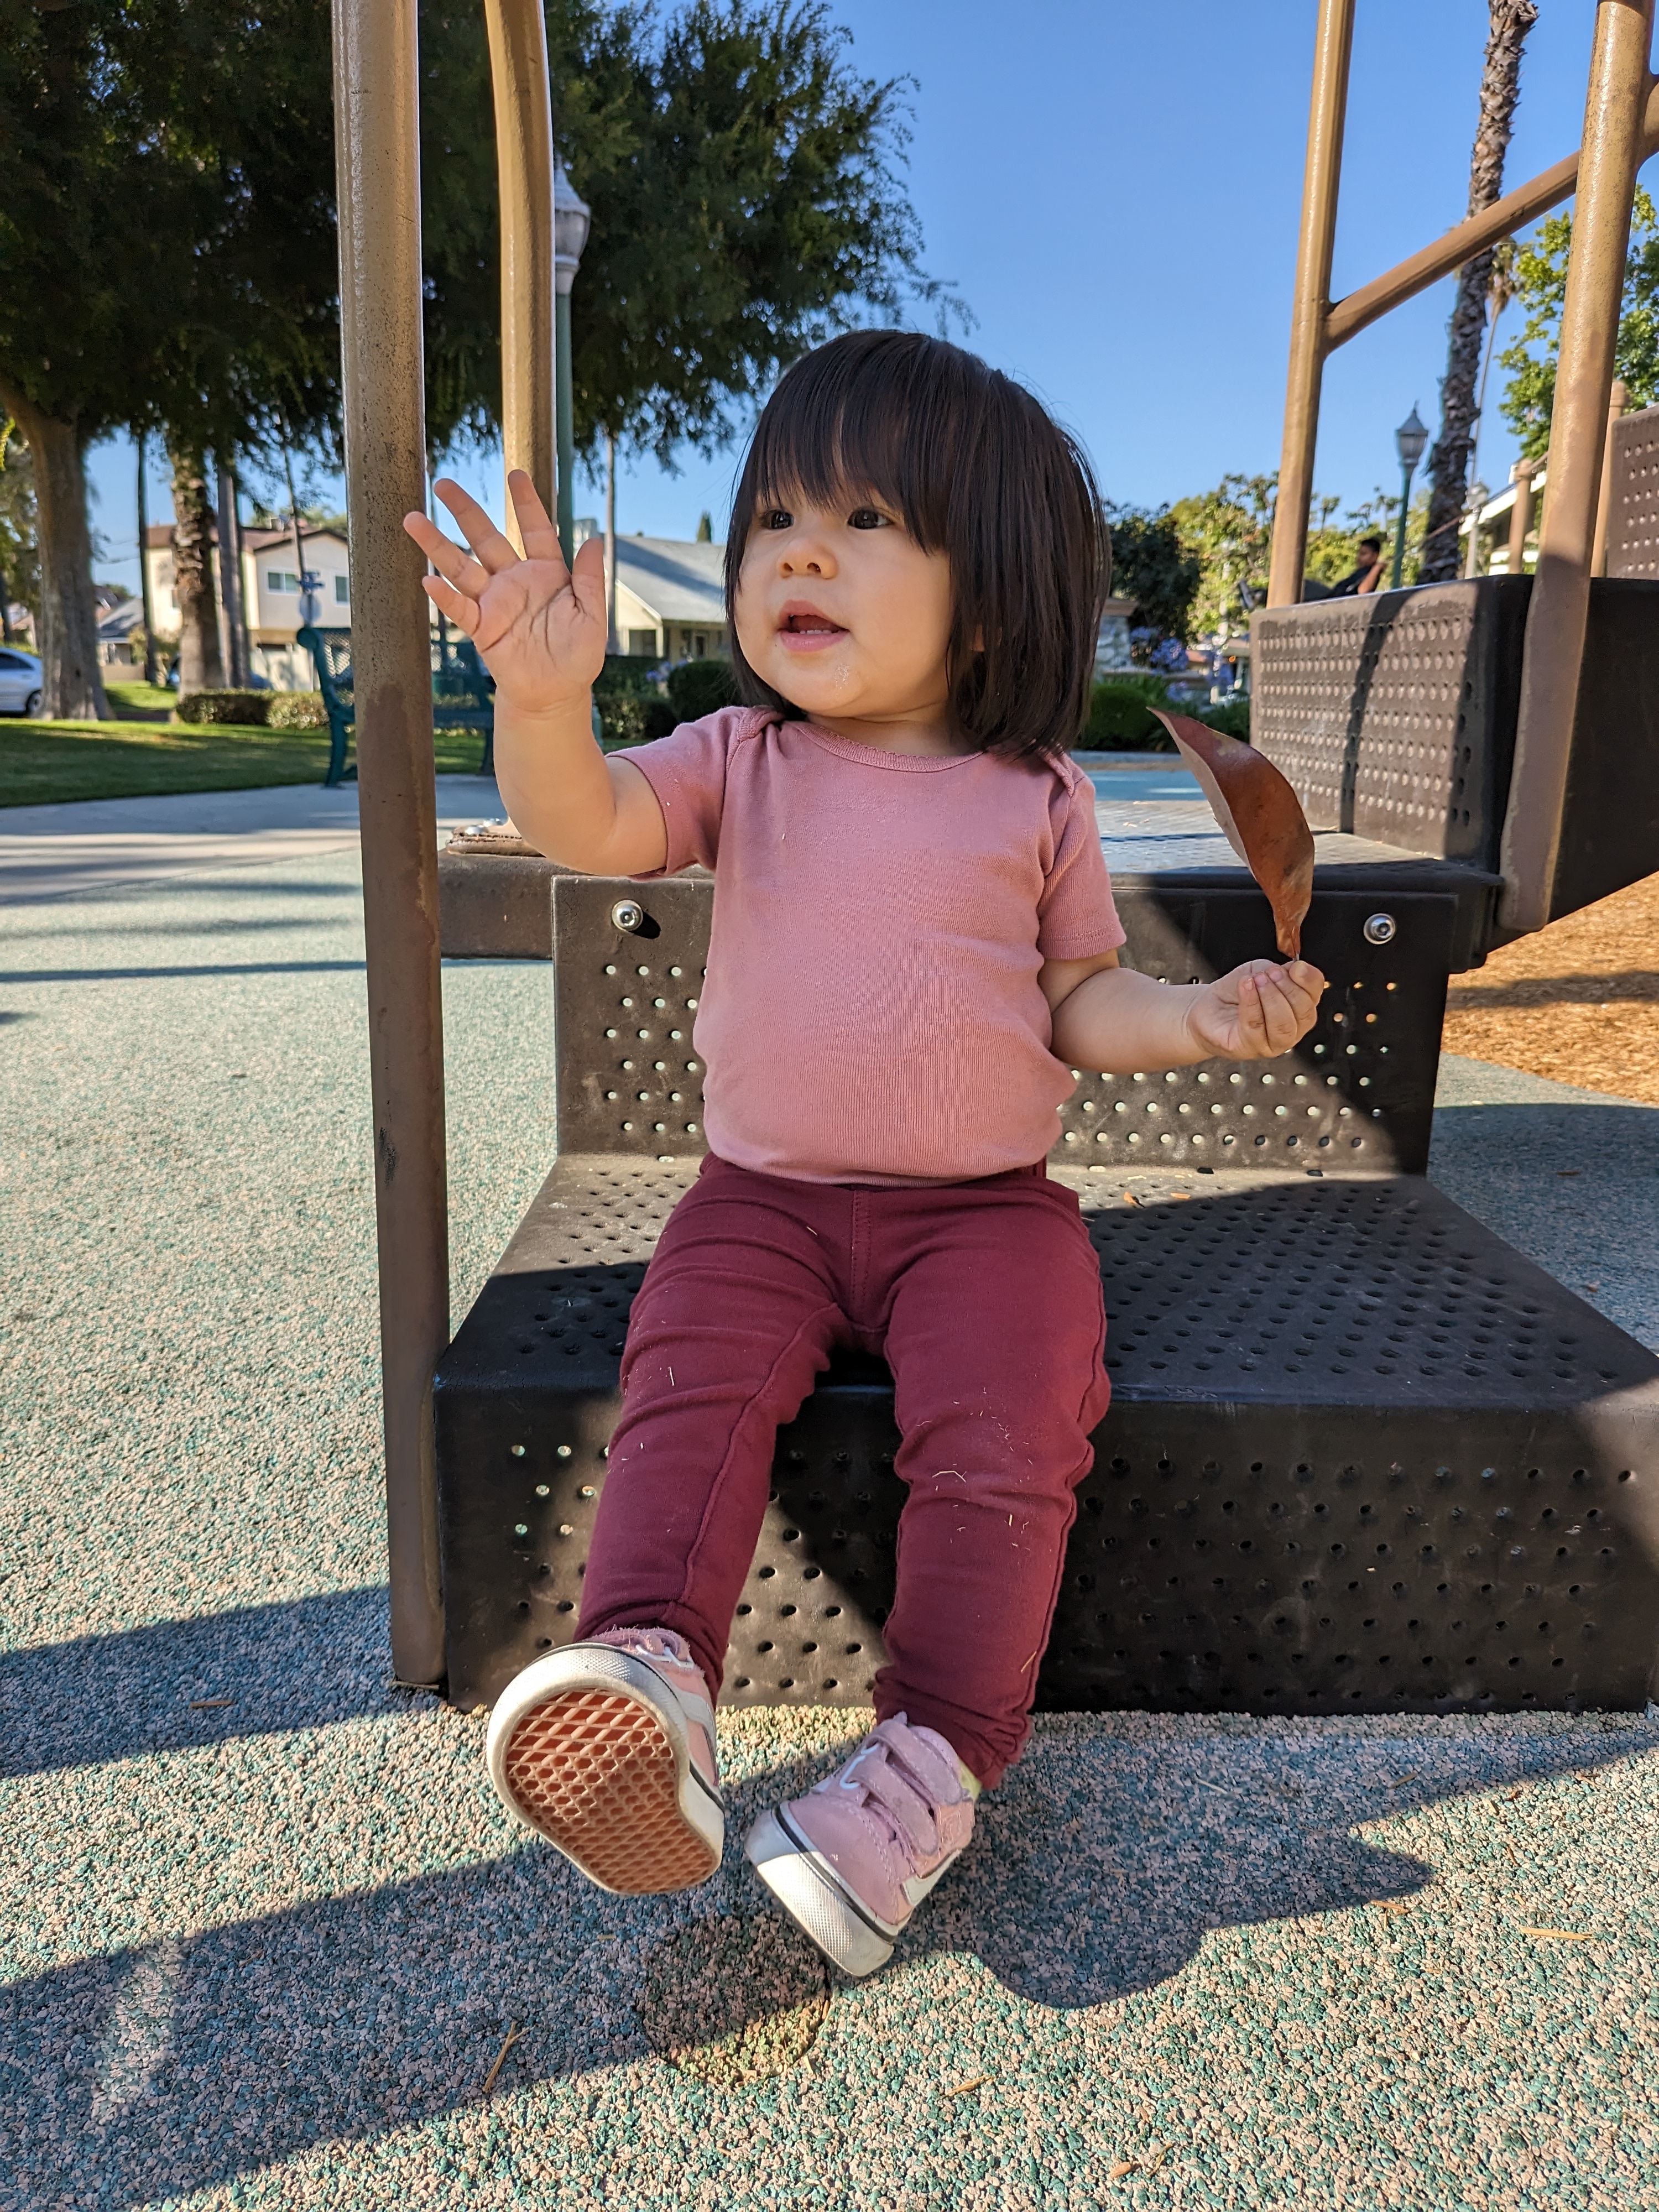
[0,383,108,719]
[1421,0,1539,584]
[169,442,226,692]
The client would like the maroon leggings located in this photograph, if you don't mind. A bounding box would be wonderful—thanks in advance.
[578,1155,1110,1786]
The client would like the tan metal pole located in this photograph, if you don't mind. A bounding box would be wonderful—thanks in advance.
[1500,0,1655,932]
[482,0,557,539]
[1506,457,1537,575]
[332,0,449,1687]
[1267,0,1357,609]
[1594,377,1631,573]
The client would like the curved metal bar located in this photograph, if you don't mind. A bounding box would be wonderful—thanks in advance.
[331,0,448,1687]
[482,0,557,536]
[1325,84,1659,354]
[1267,0,1357,608]
[1501,0,1657,932]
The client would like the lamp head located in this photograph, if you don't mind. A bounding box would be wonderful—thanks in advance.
[552,147,591,296]
[1395,405,1430,471]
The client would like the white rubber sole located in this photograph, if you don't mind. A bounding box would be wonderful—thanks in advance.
[745,1804,964,1979]
[484,1644,723,1895]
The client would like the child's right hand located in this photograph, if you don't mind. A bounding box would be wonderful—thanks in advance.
[402,471,608,718]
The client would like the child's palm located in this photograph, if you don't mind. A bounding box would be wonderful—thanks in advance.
[403,472,607,713]
[1188,958,1325,1061]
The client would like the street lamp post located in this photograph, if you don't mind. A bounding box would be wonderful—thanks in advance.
[552,145,591,566]
[1391,405,1430,589]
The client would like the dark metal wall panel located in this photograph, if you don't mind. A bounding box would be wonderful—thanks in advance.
[550,873,1454,1175]
[1606,404,1659,578]
[434,1170,1659,1714]
[437,852,555,959]
[1250,580,1530,869]
[1553,579,1659,921]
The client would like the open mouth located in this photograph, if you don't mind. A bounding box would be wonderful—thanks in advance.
[778,606,846,646]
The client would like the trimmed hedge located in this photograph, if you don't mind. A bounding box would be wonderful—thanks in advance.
[596,693,676,749]
[666,656,742,721]
[267,691,330,731]
[176,689,270,727]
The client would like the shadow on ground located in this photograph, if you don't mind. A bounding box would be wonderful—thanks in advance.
[4,1694,1644,2210]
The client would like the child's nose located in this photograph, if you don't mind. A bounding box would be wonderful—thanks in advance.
[780,534,835,577]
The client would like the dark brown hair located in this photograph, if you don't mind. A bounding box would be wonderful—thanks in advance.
[723,330,1110,761]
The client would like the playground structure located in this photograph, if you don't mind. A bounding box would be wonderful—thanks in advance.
[328,0,1659,1706]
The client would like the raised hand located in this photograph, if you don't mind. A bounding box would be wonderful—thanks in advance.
[1184,958,1326,1062]
[402,471,607,717]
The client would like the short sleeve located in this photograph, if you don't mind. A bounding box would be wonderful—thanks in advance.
[618,706,760,875]
[1036,769,1126,959]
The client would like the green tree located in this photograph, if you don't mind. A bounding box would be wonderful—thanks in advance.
[1499,186,1659,459]
[0,418,38,644]
[421,0,956,466]
[0,0,341,713]
[1169,475,1277,635]
[1103,507,1201,644]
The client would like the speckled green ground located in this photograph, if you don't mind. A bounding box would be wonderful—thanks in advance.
[4,847,1658,2210]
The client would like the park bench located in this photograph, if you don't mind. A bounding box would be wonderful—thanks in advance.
[299,624,496,788]
[431,589,1659,1716]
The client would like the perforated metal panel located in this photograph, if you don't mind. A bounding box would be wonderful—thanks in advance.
[1250,581,1528,867]
[554,873,1455,1174]
[1606,404,1659,577]
[434,1170,1659,1713]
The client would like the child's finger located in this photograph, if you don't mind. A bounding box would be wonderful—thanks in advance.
[407,513,488,597]
[1234,964,1270,1054]
[434,477,521,575]
[420,572,480,636]
[507,469,566,567]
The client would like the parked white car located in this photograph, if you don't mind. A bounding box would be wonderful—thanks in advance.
[0,646,42,716]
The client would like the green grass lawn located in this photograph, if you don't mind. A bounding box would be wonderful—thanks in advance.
[0,718,489,808]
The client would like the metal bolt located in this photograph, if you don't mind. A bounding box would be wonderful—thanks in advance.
[1363,912,1397,945]
[610,899,645,932]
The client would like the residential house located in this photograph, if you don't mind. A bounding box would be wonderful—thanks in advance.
[597,526,729,660]
[139,520,355,688]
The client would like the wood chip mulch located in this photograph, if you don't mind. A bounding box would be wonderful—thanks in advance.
[1441,870,1659,1104]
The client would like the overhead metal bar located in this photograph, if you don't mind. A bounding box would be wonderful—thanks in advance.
[1267,0,1357,609]
[1324,83,1659,354]
[331,0,450,1687]
[482,0,557,535]
[1501,0,1656,932]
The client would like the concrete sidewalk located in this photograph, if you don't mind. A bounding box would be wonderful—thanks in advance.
[0,774,504,904]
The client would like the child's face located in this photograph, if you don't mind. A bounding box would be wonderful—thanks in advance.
[734,487,955,737]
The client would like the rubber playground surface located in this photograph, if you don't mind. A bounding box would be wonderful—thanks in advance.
[4,803,1659,2209]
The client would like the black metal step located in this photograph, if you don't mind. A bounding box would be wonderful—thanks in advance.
[434,1165,1659,1715]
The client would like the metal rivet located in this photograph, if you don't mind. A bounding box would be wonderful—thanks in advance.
[557,1444,573,1458]
[510,1444,526,1457]
[610,899,645,932]
[1363,912,1397,945]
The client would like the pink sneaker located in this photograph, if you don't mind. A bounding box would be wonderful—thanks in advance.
[744,1715,976,1976]
[484,1627,722,1894]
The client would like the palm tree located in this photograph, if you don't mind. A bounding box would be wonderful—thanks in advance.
[1420,0,1540,585]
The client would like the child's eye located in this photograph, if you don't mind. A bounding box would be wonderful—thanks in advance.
[847,507,889,530]
[760,508,794,530]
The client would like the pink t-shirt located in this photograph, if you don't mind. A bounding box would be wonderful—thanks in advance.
[625,705,1125,1185]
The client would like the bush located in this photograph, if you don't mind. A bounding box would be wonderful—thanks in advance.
[666,656,741,722]
[598,653,665,698]
[596,693,676,749]
[1083,674,1178,752]
[267,691,330,731]
[176,689,270,727]
[1081,675,1251,751]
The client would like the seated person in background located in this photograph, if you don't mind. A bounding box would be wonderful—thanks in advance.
[1328,534,1386,597]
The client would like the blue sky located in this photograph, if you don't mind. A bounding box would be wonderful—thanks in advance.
[85,0,1629,589]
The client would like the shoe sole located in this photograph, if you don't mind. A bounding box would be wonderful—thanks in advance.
[745,1806,907,1979]
[485,1648,723,1896]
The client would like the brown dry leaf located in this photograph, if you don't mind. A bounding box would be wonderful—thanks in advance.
[188,1697,233,1709]
[1520,1927,1600,1942]
[1143,2146,1167,2173]
[1108,2159,1138,2182]
[946,2074,989,2098]
[1151,711,1315,957]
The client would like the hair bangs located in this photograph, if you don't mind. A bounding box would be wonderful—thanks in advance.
[726,331,1109,761]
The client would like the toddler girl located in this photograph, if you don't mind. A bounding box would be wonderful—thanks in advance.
[406,331,1323,1978]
